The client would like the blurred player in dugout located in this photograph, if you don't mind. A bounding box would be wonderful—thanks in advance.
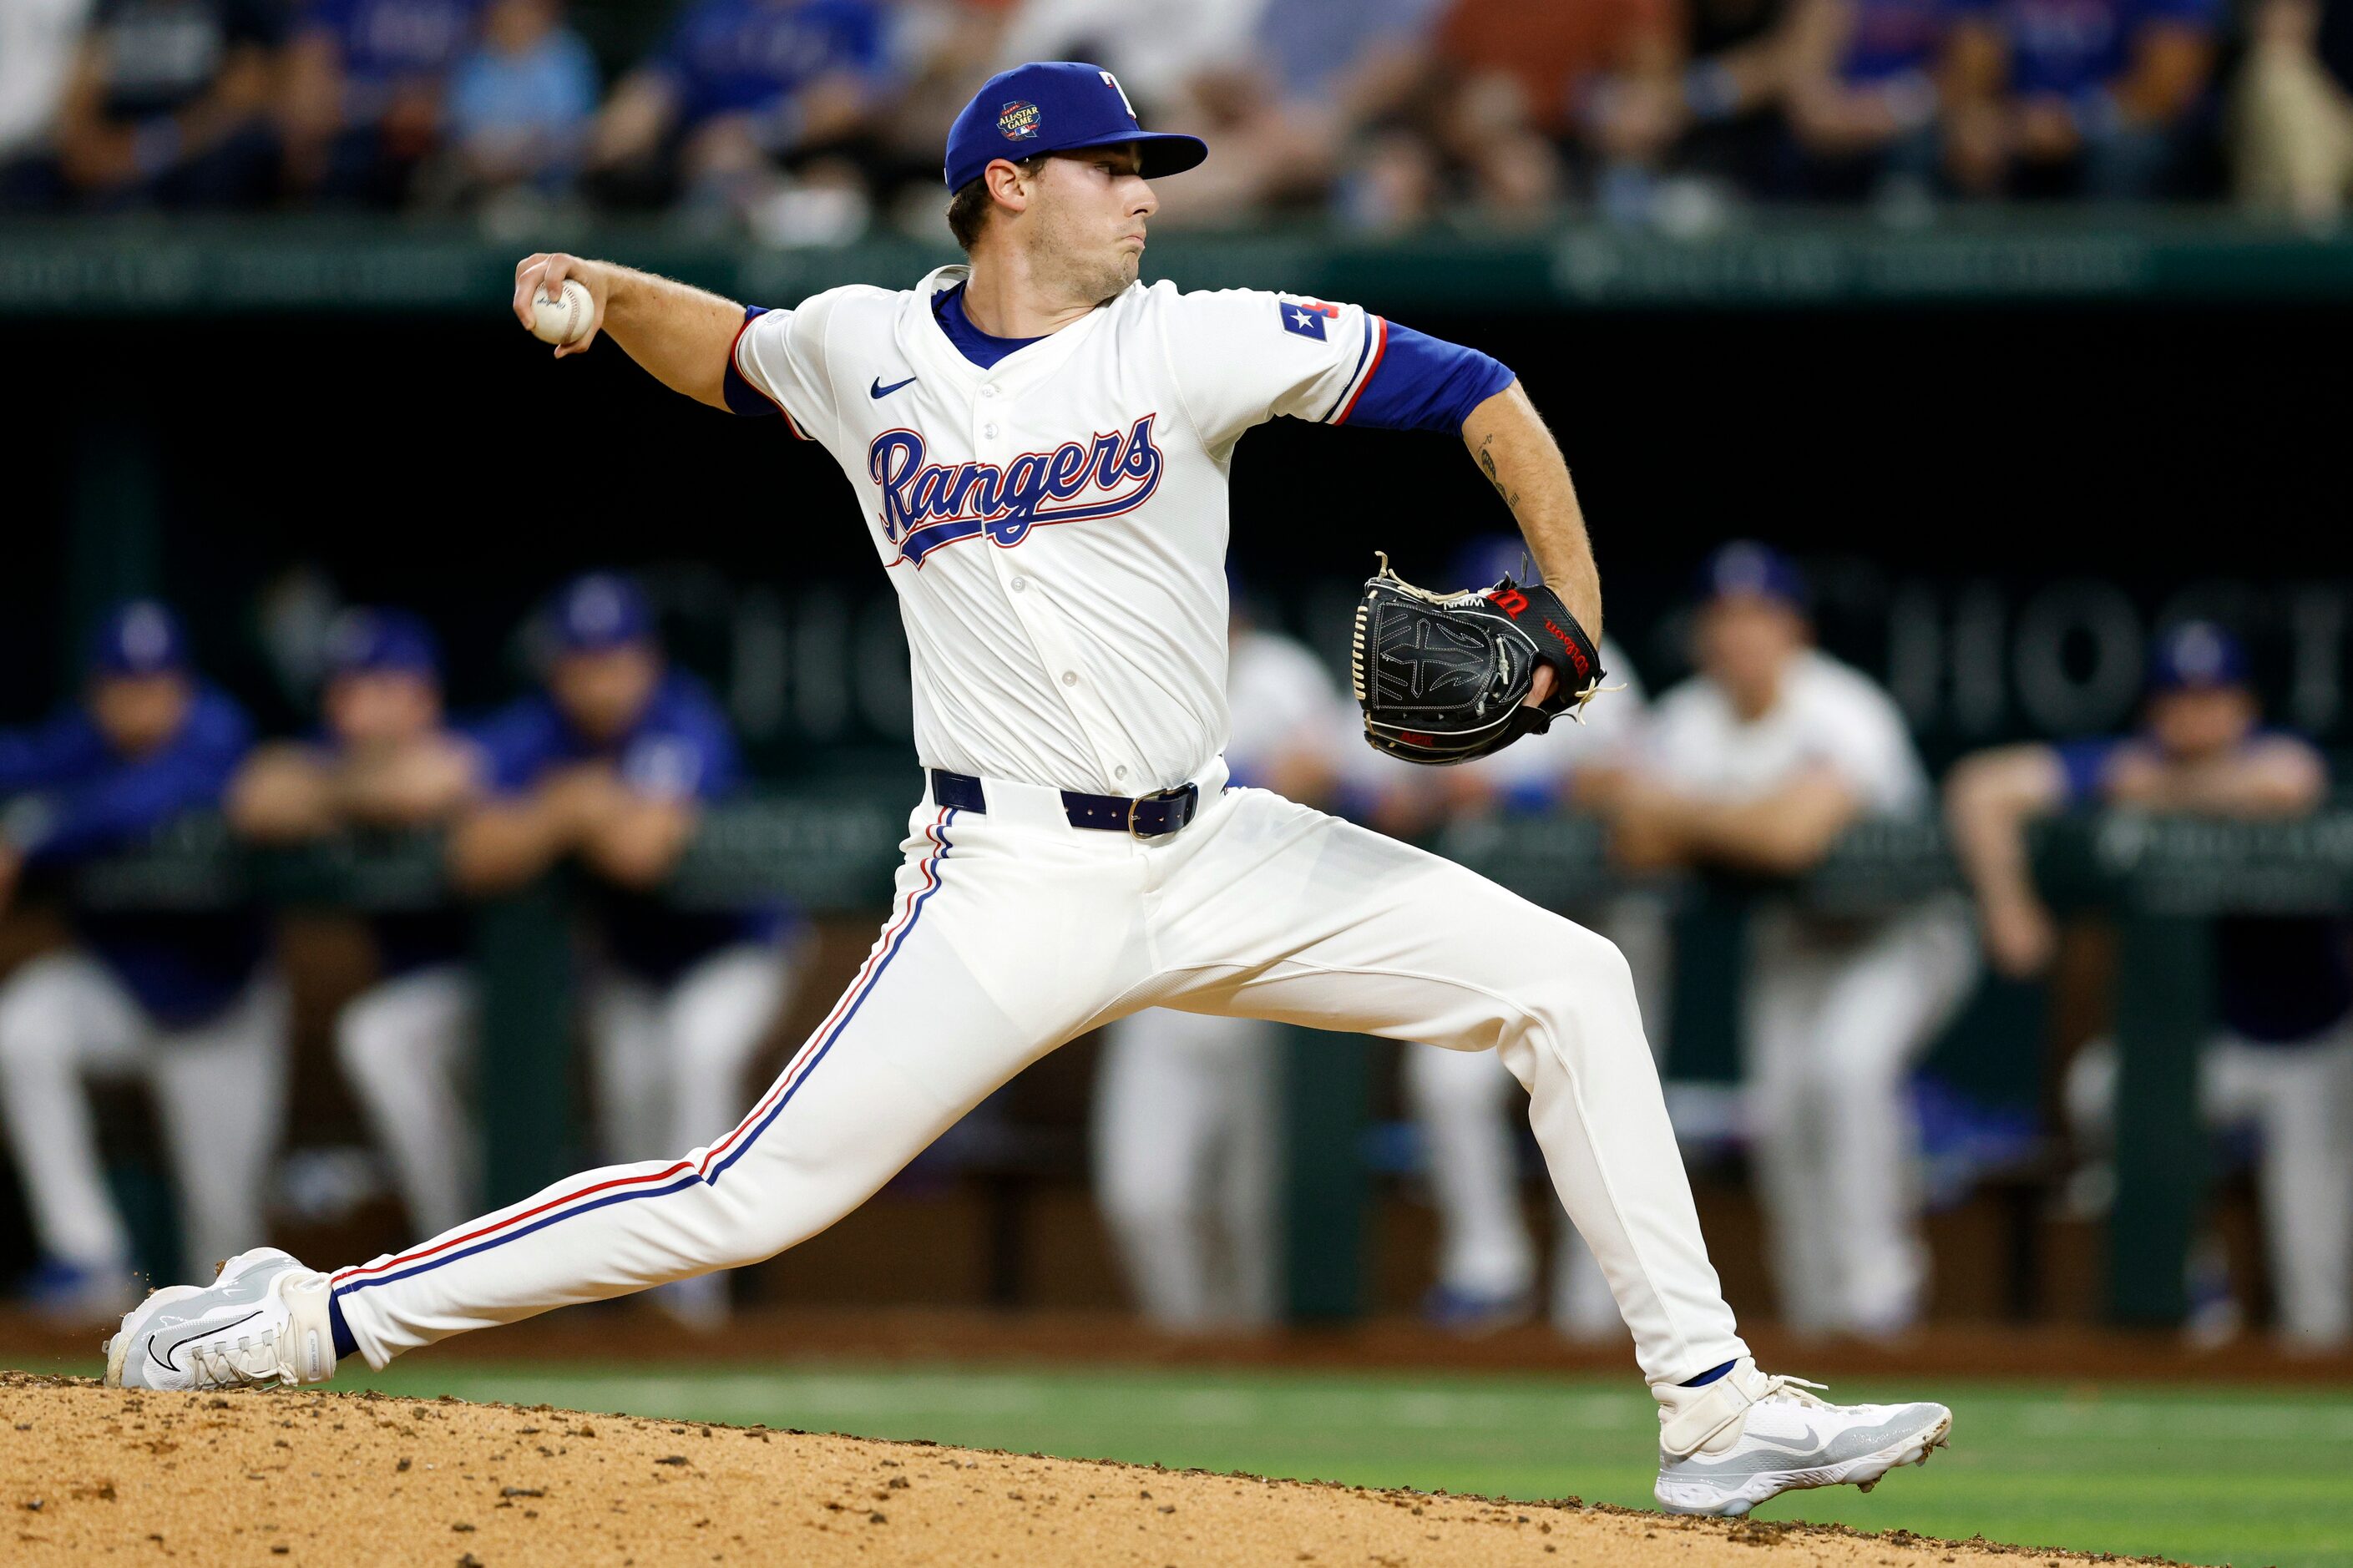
[451,572,806,1327]
[0,602,281,1320]
[1582,544,1976,1339]
[228,609,485,1243]
[1947,622,2353,1349]
[1349,538,1664,1340]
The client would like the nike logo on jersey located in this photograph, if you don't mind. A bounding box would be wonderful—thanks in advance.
[868,414,1165,566]
[869,374,918,399]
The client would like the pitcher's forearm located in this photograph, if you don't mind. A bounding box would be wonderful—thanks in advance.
[596,266,747,407]
[1461,382,1602,640]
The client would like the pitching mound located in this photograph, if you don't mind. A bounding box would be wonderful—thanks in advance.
[3,1372,2168,1566]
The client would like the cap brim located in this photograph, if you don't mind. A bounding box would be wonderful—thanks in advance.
[1055,129,1207,179]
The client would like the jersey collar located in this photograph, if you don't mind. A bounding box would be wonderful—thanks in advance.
[901,264,1127,398]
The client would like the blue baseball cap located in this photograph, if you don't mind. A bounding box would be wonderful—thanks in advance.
[548,572,655,654]
[85,599,190,678]
[325,607,440,680]
[2148,620,2249,692]
[944,62,1207,195]
[1696,542,1809,613]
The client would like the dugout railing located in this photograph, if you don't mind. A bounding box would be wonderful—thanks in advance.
[42,796,2353,1327]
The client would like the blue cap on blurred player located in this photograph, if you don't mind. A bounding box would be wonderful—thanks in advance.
[944,62,1207,195]
[549,573,654,654]
[326,608,439,679]
[1696,542,1809,613]
[85,600,190,678]
[2148,620,2249,693]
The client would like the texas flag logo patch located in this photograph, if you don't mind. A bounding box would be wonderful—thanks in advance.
[1279,298,1337,340]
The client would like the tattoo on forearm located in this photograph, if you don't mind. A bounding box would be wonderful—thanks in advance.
[1475,435,1521,513]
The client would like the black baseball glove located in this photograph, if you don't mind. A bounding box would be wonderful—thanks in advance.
[1349,553,1607,766]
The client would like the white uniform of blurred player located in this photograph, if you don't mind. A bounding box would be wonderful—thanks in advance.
[1092,613,1353,1329]
[1596,545,1975,1338]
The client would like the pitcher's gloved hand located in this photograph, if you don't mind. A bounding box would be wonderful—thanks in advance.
[1350,553,1607,766]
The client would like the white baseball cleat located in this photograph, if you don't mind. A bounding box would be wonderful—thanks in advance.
[1652,1359,1951,1518]
[104,1248,337,1392]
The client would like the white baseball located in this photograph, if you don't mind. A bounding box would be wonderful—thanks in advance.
[530,278,594,346]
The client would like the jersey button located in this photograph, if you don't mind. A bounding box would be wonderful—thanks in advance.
[1010,577,1026,592]
[982,422,999,438]
[1115,766,1128,781]
[979,385,998,399]
[1060,670,1078,686]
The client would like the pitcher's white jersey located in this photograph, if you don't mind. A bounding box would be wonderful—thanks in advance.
[733,264,1390,796]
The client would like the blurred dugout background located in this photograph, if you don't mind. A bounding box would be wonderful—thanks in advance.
[3,0,2353,1364]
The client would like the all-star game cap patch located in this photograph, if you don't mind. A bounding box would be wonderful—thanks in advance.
[998,101,1041,141]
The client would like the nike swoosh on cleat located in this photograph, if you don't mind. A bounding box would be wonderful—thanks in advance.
[869,375,918,399]
[156,1308,262,1372]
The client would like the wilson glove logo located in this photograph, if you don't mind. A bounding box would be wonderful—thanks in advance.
[868,415,1165,566]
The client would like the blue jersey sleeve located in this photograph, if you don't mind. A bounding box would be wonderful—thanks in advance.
[723,306,778,417]
[2052,738,2123,806]
[2136,0,2221,28]
[467,698,565,797]
[1338,321,1516,435]
[17,691,251,864]
[0,711,109,795]
[622,674,742,802]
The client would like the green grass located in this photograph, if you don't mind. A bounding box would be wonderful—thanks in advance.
[21,1353,2350,1565]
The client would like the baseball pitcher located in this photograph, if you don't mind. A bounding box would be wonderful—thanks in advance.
[105,62,1951,1519]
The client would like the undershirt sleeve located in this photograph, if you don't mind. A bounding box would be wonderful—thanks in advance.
[1339,321,1517,434]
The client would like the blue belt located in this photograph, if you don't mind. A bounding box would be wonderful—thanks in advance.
[928,768,1201,838]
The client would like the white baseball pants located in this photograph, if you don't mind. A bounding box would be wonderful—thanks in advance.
[0,951,287,1276]
[1742,902,1976,1336]
[332,771,1750,1388]
[336,944,797,1322]
[1403,893,1675,1334]
[1091,1006,1282,1330]
[2068,1020,2353,1346]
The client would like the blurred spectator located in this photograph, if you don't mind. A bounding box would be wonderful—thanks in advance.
[1090,593,1351,1333]
[588,0,889,240]
[1673,0,1797,200]
[1946,622,2353,1348]
[283,0,486,206]
[1430,0,1683,225]
[861,0,1012,226]
[1945,0,2221,199]
[54,0,286,209]
[1346,539,1666,1339]
[434,0,599,209]
[1194,0,1447,232]
[2234,0,2353,221]
[228,609,487,1242]
[0,602,281,1322]
[1780,0,1948,200]
[1583,544,1975,1338]
[996,0,1262,116]
[0,0,94,206]
[451,574,804,1328]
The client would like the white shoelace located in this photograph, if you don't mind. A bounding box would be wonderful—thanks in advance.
[189,1332,284,1388]
[1754,1373,1833,1409]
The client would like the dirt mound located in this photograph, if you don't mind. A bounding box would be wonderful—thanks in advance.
[1,1372,2170,1567]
